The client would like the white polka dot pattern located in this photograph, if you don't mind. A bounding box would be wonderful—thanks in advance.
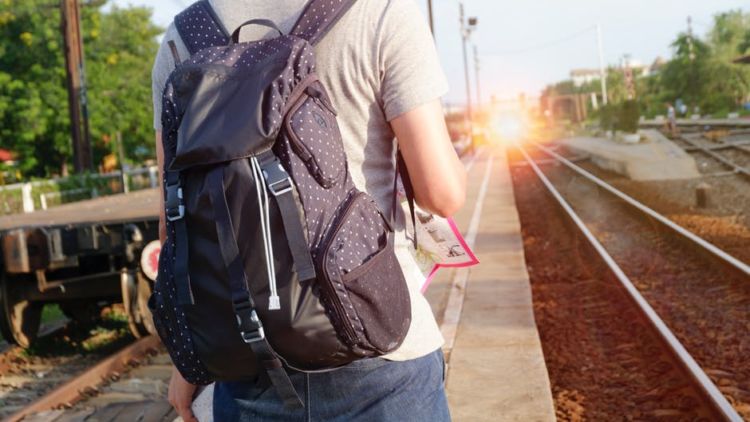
[290,0,353,46]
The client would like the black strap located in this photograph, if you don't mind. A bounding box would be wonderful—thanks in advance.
[231,19,284,43]
[249,341,304,409]
[206,166,303,410]
[174,0,230,56]
[206,167,252,307]
[167,40,182,66]
[257,151,316,282]
[396,152,418,249]
[290,0,357,46]
[166,170,194,305]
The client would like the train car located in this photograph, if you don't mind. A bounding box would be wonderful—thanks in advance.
[0,189,161,347]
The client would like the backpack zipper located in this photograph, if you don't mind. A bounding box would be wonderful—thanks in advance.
[283,85,340,189]
[319,191,365,344]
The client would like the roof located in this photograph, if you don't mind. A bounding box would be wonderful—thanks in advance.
[570,68,601,77]
[0,149,13,162]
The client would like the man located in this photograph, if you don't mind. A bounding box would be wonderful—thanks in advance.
[666,102,678,138]
[151,0,466,420]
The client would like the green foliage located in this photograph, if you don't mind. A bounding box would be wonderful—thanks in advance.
[740,30,750,54]
[0,0,161,179]
[598,104,616,132]
[551,8,750,123]
[616,100,640,133]
[708,10,750,60]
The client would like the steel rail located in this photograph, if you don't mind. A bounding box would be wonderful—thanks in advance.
[516,144,743,422]
[533,142,750,277]
[678,136,750,178]
[6,335,160,422]
[684,139,750,152]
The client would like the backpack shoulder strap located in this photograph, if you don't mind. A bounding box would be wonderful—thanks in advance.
[174,0,230,55]
[291,0,356,45]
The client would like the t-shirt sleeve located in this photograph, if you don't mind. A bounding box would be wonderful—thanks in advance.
[377,0,449,121]
[151,24,185,131]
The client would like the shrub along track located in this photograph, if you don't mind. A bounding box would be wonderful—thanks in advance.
[509,145,749,421]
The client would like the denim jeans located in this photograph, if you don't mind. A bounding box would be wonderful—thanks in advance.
[213,349,451,421]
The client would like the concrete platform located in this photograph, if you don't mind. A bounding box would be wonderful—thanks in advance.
[560,130,700,181]
[427,146,556,421]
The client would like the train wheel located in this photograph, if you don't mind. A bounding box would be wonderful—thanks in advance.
[136,270,155,336]
[0,275,42,348]
[121,269,155,338]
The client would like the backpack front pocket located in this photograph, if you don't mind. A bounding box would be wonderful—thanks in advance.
[284,80,346,189]
[319,190,412,354]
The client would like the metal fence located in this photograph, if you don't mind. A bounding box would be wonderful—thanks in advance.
[0,166,159,215]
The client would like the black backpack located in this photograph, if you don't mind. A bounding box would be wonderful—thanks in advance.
[150,0,416,408]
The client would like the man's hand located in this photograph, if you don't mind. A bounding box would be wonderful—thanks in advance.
[168,366,198,422]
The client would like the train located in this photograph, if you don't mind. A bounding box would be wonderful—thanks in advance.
[0,188,161,347]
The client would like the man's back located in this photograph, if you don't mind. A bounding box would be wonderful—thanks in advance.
[152,0,447,363]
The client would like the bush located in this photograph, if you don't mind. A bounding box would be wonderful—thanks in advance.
[598,104,616,133]
[616,100,640,134]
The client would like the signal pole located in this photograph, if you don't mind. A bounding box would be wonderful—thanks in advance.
[61,0,93,173]
[473,44,481,107]
[459,3,477,133]
[596,23,608,105]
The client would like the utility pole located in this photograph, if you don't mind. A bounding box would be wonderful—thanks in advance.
[61,0,93,173]
[473,44,481,107]
[596,23,608,106]
[687,16,695,61]
[459,3,477,136]
[686,16,696,113]
[623,54,635,100]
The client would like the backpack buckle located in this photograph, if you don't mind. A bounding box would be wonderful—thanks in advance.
[165,182,185,221]
[235,301,266,344]
[267,178,293,196]
[261,160,293,196]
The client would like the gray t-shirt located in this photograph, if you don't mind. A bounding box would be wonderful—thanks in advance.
[151,0,448,361]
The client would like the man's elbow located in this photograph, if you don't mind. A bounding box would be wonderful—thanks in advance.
[432,191,465,218]
[423,171,466,218]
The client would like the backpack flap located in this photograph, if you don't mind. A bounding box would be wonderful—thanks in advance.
[169,56,291,171]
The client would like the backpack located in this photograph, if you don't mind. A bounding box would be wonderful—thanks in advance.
[149,0,416,408]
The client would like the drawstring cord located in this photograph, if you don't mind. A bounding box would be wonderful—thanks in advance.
[251,157,281,310]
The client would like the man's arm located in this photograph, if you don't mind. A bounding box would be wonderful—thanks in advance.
[390,100,466,218]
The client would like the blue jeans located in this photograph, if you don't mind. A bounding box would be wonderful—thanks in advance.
[213,349,451,421]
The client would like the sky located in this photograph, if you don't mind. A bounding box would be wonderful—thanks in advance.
[112,0,748,105]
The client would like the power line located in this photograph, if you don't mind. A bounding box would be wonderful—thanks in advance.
[484,25,597,56]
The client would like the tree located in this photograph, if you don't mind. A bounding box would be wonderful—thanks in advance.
[660,33,713,108]
[0,1,161,178]
[708,10,750,61]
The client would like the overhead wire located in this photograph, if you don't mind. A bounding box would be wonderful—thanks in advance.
[484,25,597,56]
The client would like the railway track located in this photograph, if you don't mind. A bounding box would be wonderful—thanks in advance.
[5,336,168,422]
[0,314,137,421]
[671,130,750,179]
[511,142,748,420]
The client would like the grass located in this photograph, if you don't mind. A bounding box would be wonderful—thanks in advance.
[21,306,134,358]
[41,304,64,324]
